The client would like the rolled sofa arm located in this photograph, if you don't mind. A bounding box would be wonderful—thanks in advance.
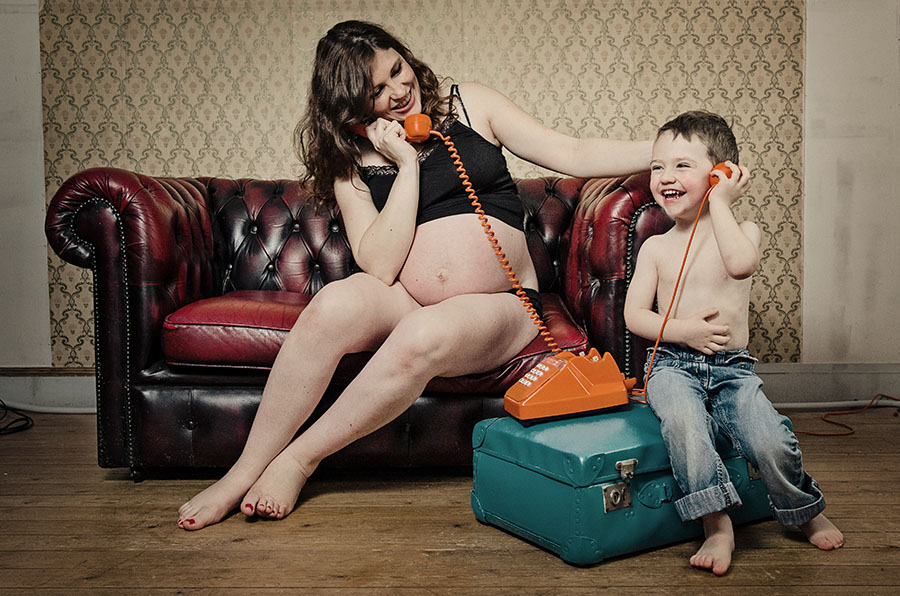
[562,172,674,379]
[45,167,216,467]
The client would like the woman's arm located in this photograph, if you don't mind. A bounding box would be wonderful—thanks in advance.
[334,120,420,284]
[457,82,652,177]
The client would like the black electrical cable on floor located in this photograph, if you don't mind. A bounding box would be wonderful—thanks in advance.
[0,397,34,435]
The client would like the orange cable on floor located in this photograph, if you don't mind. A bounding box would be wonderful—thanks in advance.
[794,393,899,436]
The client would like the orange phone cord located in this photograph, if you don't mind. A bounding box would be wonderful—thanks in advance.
[430,129,560,354]
[629,185,715,404]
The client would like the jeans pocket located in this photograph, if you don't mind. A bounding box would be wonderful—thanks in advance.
[645,346,680,373]
[723,351,757,371]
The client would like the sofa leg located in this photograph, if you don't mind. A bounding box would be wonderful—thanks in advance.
[130,466,144,483]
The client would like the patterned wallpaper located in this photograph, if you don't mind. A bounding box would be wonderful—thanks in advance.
[40,0,804,366]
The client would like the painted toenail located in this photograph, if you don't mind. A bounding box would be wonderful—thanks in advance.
[185,518,195,525]
[245,504,253,511]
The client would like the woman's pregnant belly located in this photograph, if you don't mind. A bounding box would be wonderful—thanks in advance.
[398,213,538,306]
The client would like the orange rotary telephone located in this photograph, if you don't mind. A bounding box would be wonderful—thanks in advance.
[355,114,731,420]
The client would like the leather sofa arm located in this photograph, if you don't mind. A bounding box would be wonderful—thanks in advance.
[45,167,216,467]
[562,172,674,379]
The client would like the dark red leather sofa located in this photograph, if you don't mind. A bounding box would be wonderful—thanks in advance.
[45,168,671,479]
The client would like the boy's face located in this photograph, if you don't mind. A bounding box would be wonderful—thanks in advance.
[650,131,716,221]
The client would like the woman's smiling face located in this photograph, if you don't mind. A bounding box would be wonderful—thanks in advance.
[368,48,421,121]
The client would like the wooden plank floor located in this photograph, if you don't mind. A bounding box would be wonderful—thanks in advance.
[1,408,898,595]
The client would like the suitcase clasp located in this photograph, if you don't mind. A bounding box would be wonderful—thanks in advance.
[603,459,639,513]
[615,458,638,480]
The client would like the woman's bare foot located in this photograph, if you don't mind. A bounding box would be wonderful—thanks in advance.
[691,511,735,576]
[800,513,844,550]
[177,468,259,530]
[241,451,316,520]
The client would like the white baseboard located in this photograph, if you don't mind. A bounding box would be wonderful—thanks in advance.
[1,364,898,414]
[758,362,900,406]
[0,374,95,413]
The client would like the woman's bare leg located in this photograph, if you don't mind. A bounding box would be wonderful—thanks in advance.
[177,275,420,530]
[242,292,539,519]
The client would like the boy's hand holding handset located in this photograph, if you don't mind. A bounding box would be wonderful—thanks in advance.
[708,161,751,208]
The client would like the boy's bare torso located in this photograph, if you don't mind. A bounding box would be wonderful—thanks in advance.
[650,222,753,351]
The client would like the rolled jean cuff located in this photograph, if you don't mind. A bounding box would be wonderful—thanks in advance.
[772,494,826,527]
[674,482,743,522]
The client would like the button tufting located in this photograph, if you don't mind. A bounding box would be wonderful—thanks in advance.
[266,263,275,271]
[330,223,340,233]
[293,223,301,232]
[186,420,197,430]
[249,225,258,234]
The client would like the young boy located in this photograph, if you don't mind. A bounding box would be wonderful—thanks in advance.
[624,111,844,576]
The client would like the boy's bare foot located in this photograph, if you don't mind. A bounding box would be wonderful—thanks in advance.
[691,511,735,576]
[241,451,315,520]
[177,469,257,531]
[800,513,844,550]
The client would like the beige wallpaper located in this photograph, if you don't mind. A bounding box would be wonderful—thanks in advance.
[40,0,804,366]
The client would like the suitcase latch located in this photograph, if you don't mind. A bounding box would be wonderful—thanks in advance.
[747,460,761,480]
[603,458,638,513]
[616,458,638,480]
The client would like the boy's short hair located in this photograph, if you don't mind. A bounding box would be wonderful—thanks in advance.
[657,111,739,165]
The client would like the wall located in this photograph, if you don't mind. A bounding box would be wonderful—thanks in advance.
[0,0,51,367]
[38,0,806,366]
[803,0,900,363]
[3,0,898,409]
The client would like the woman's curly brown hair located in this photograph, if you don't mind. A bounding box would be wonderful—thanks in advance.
[295,21,449,210]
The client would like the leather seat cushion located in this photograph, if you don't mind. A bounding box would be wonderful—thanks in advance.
[162,290,309,370]
[161,289,590,393]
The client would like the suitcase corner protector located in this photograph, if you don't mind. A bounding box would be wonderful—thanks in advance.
[561,535,604,566]
[470,490,486,522]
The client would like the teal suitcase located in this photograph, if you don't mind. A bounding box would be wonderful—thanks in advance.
[470,403,774,565]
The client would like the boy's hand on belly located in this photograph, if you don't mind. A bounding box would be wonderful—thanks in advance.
[674,307,731,355]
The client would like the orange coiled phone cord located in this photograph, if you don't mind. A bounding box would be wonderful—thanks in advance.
[434,129,560,354]
[403,116,896,429]
[405,114,560,354]
[409,114,721,402]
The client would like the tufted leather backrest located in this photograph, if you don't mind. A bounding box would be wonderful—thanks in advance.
[560,172,672,378]
[200,175,587,297]
[46,167,666,390]
[202,178,357,295]
[516,177,586,294]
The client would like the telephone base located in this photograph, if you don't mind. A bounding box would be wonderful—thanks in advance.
[504,348,635,420]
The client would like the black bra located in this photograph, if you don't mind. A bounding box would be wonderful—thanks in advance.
[357,85,524,230]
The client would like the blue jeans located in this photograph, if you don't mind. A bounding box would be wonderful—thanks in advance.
[645,344,825,526]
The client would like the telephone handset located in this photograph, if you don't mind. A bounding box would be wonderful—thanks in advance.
[709,162,733,187]
[351,114,432,143]
[354,112,633,420]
